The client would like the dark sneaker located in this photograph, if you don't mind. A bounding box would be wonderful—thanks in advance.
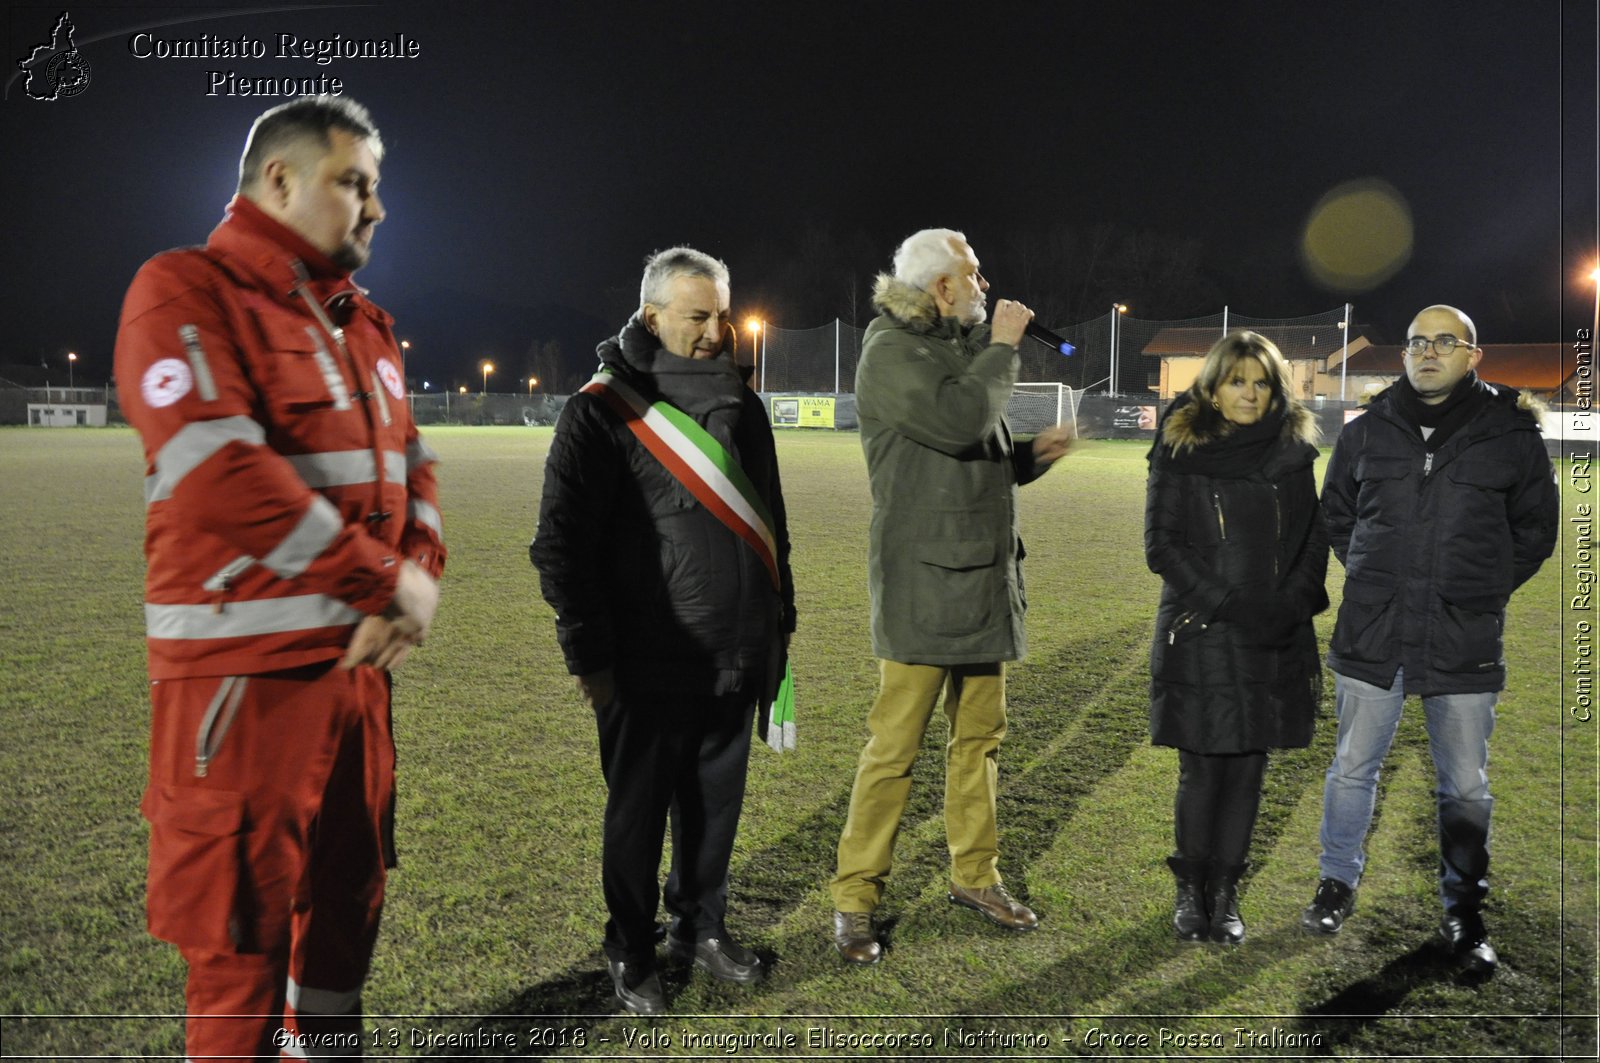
[1300,877,1356,934]
[1439,912,1498,978]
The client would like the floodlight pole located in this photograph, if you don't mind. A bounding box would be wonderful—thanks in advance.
[1109,308,1118,396]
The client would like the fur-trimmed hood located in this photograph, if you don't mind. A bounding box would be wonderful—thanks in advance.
[871,273,942,329]
[1366,375,1548,432]
[1159,392,1319,453]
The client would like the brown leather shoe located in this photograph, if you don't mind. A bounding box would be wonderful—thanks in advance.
[948,882,1039,931]
[832,910,883,965]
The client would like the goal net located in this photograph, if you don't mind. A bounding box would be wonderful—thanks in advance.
[1007,382,1081,435]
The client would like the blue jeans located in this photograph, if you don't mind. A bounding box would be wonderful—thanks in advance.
[1318,669,1497,912]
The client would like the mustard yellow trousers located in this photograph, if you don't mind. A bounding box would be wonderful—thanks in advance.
[830,660,1007,912]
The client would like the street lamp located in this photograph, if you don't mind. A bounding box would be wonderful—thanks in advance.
[747,318,765,390]
[527,376,538,396]
[481,360,494,395]
[459,386,467,395]
[67,351,76,391]
[1110,304,1129,396]
[1589,265,1600,372]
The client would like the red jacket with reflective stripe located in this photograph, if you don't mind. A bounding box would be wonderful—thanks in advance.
[115,197,446,679]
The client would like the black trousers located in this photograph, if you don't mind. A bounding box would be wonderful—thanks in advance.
[593,689,755,964]
[1174,749,1267,868]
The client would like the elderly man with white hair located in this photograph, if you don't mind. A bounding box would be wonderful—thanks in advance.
[828,228,1075,964]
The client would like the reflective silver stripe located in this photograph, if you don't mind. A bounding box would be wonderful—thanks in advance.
[145,595,362,639]
[194,676,248,778]
[407,499,443,537]
[260,495,343,579]
[202,555,255,592]
[304,327,352,410]
[145,416,266,503]
[286,976,361,1015]
[406,438,439,468]
[178,325,218,402]
[284,450,406,489]
[371,370,392,426]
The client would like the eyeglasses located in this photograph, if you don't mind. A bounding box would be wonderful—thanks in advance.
[1404,334,1476,358]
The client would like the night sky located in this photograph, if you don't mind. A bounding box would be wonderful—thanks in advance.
[2,0,1595,392]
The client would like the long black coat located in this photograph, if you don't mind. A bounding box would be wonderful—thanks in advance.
[1145,397,1328,753]
[530,318,796,699]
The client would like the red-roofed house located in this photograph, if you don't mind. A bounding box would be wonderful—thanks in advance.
[1323,343,1566,402]
[1141,325,1367,401]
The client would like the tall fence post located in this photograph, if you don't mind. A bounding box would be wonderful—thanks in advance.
[834,318,840,394]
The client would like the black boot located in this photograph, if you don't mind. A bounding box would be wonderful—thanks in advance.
[1206,862,1248,944]
[1167,856,1209,942]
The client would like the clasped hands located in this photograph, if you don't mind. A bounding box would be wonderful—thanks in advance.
[341,559,440,671]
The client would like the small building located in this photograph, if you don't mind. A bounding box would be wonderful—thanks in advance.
[1323,343,1566,403]
[1142,325,1365,402]
[26,402,107,426]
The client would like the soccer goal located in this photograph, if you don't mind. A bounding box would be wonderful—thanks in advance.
[1007,382,1081,435]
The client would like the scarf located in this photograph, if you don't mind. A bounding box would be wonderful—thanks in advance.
[1389,371,1490,451]
[598,314,747,451]
[1151,395,1288,479]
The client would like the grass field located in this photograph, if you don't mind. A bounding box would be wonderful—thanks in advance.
[0,425,1594,1060]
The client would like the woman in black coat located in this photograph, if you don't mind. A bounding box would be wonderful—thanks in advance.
[1145,331,1329,944]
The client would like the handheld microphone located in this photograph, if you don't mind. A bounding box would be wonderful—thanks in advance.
[1025,321,1076,357]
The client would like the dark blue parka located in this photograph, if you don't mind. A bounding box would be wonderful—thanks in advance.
[1323,380,1556,695]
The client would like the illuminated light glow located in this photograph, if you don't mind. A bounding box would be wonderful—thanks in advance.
[1300,178,1414,294]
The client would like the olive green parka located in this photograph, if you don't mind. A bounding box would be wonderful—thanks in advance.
[856,274,1053,664]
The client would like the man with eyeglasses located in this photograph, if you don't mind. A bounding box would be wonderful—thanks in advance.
[1301,304,1556,977]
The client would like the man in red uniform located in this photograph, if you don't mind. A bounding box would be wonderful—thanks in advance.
[114,95,444,1059]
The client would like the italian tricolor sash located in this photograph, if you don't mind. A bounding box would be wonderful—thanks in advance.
[581,370,781,591]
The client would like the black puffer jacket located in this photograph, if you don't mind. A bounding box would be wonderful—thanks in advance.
[1146,396,1328,753]
[530,317,795,697]
[1323,380,1556,695]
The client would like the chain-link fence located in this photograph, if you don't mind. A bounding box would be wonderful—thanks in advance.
[752,305,1354,397]
[407,392,567,426]
[13,387,571,427]
[4,305,1358,425]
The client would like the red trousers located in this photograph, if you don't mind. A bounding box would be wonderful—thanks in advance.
[142,662,394,1061]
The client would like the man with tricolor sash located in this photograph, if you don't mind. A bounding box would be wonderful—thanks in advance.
[531,246,795,1015]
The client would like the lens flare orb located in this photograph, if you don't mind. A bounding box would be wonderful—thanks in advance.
[1300,178,1414,294]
